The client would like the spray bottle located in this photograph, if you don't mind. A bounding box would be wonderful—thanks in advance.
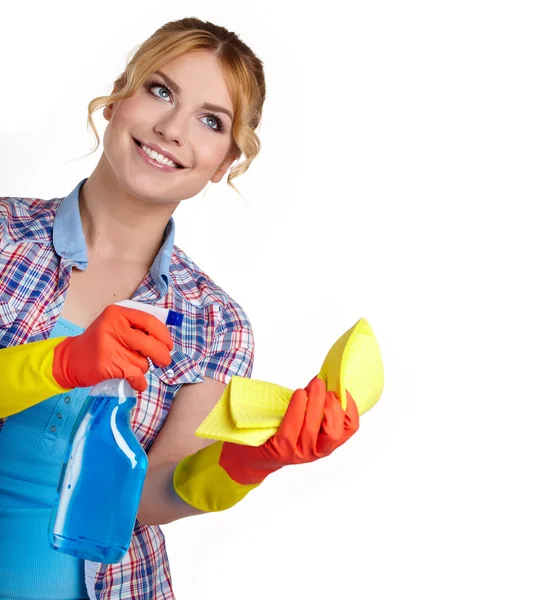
[48,299,183,564]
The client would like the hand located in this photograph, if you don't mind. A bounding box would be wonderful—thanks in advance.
[52,305,173,392]
[219,376,360,485]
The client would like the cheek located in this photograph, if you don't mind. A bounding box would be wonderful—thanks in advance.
[103,107,125,146]
[103,104,144,156]
[194,133,232,167]
[103,120,129,164]
[106,97,147,136]
[102,119,117,155]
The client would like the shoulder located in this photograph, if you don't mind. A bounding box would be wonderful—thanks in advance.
[165,246,255,382]
[0,193,62,245]
[169,245,252,332]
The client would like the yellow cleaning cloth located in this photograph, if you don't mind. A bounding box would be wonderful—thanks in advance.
[195,318,384,446]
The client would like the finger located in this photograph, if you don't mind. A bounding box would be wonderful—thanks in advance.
[126,369,148,392]
[122,328,172,367]
[316,391,345,456]
[298,377,327,456]
[342,390,360,442]
[119,307,174,351]
[122,349,150,374]
[273,388,309,454]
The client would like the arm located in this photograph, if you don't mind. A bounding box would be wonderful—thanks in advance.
[137,306,255,526]
[137,376,227,525]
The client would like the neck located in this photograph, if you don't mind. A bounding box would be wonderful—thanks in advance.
[79,155,179,266]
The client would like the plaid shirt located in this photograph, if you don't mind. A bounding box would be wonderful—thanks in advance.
[0,179,254,599]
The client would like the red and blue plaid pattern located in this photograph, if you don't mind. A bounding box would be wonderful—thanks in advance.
[0,184,254,599]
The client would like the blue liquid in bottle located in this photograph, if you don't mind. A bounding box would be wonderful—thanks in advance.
[48,379,148,564]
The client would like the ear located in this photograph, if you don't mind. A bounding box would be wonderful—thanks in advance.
[103,88,120,121]
[210,150,240,184]
[103,102,117,121]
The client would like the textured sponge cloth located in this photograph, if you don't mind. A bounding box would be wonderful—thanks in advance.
[195,318,384,446]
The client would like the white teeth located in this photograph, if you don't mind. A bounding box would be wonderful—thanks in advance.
[141,144,179,168]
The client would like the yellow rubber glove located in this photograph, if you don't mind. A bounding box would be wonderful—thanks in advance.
[0,337,73,418]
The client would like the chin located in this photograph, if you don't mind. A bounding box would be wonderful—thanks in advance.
[114,169,175,203]
[106,152,203,204]
[132,175,207,204]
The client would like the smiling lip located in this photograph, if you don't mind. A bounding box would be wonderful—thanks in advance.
[133,137,185,168]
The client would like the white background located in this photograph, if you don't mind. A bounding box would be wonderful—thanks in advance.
[2,1,557,598]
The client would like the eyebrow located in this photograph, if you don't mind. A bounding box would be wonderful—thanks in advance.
[154,70,234,121]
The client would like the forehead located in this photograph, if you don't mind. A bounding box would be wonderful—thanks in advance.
[157,50,233,110]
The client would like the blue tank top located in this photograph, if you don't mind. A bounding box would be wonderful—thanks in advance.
[0,317,91,600]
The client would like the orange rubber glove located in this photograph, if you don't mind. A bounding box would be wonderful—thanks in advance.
[173,377,359,511]
[53,304,173,392]
[219,376,360,484]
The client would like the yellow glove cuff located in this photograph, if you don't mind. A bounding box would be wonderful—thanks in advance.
[0,337,70,418]
[173,441,260,512]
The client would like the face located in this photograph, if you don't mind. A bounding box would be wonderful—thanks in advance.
[102,50,237,203]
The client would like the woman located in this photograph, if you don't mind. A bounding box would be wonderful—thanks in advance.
[0,17,359,599]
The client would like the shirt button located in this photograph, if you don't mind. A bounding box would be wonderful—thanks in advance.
[166,368,175,378]
[64,397,71,404]
[50,425,57,433]
[56,413,63,419]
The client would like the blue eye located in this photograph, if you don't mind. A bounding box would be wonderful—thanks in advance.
[149,83,172,102]
[201,114,224,132]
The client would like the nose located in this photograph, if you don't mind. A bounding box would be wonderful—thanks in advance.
[154,109,190,147]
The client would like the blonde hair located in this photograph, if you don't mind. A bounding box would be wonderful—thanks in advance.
[87,17,266,189]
